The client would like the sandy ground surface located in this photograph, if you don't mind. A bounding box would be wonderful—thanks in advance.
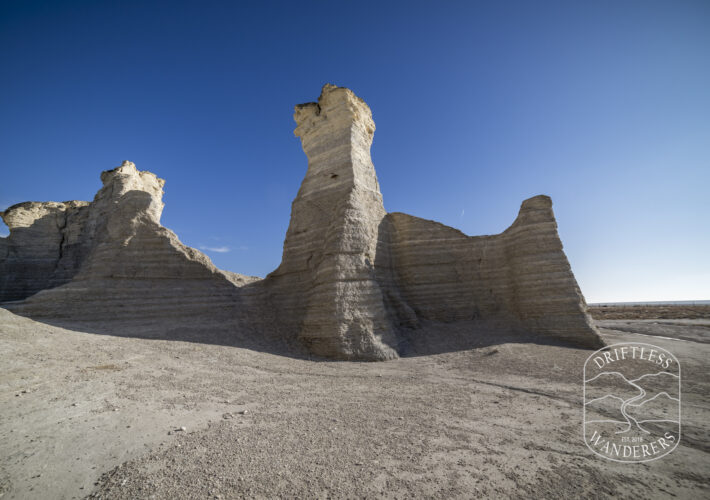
[1,308,708,499]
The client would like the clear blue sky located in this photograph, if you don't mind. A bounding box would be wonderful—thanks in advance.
[1,0,708,302]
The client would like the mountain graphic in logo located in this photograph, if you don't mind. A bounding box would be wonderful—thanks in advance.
[584,343,680,462]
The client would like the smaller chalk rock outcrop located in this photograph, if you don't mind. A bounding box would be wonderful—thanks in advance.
[1,200,90,302]
[2,162,256,325]
[386,195,601,348]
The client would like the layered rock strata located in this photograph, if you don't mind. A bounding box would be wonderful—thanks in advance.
[263,85,401,359]
[0,200,90,302]
[0,84,604,359]
[1,162,260,329]
[385,195,600,347]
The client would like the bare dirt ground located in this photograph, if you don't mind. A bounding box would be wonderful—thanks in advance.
[1,307,708,499]
[589,304,710,320]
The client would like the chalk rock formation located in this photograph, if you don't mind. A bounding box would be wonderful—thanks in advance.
[385,195,600,347]
[2,162,257,325]
[263,84,602,356]
[264,85,401,359]
[0,200,90,302]
[0,84,603,359]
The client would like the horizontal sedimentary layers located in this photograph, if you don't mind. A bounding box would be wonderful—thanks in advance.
[1,162,264,335]
[265,84,398,360]
[500,196,602,347]
[0,201,91,302]
[386,196,603,348]
[385,213,518,323]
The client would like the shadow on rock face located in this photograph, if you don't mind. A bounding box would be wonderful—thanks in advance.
[0,278,308,360]
[0,201,92,302]
[395,319,579,358]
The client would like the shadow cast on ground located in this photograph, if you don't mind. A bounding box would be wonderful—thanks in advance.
[1,304,583,362]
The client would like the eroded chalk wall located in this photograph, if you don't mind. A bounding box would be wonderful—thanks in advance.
[386,196,602,348]
[0,201,91,302]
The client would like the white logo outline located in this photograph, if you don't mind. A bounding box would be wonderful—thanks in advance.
[583,342,681,463]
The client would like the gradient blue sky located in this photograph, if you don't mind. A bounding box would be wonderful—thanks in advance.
[1,0,708,302]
